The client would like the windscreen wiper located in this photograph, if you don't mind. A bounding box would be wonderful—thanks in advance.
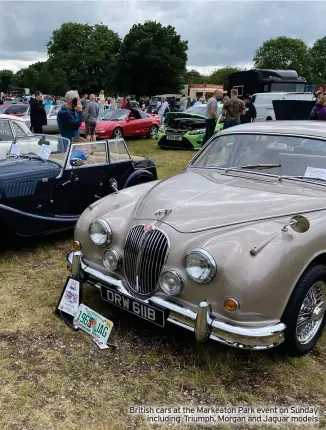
[236,164,281,170]
[291,176,326,183]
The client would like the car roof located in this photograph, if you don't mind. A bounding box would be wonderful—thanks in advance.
[0,113,25,121]
[219,121,326,139]
[253,92,313,96]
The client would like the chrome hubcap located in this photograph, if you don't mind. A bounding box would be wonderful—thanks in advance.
[150,127,157,139]
[296,281,326,345]
[114,130,122,138]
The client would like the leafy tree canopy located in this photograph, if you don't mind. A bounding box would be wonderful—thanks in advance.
[207,67,240,88]
[310,37,326,83]
[117,21,188,96]
[47,22,121,94]
[253,36,312,81]
[0,70,14,92]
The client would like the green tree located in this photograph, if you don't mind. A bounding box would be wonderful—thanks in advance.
[208,67,240,89]
[117,21,188,96]
[183,69,205,84]
[310,37,326,83]
[253,36,312,80]
[47,22,121,94]
[0,70,13,92]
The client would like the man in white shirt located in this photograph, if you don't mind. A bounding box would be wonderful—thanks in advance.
[179,94,188,111]
[158,96,169,122]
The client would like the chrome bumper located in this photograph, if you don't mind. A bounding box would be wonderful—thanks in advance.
[67,251,286,350]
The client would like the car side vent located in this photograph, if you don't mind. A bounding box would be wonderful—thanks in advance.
[5,181,37,198]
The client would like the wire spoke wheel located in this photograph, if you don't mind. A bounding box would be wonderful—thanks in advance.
[296,281,326,345]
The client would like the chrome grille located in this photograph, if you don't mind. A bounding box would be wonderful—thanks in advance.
[124,225,169,297]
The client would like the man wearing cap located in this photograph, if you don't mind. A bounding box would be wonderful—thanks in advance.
[240,94,257,124]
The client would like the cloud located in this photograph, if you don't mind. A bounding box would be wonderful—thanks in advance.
[0,1,325,73]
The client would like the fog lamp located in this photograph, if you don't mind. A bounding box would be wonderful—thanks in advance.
[103,249,121,271]
[224,298,240,313]
[159,271,184,296]
[72,240,81,251]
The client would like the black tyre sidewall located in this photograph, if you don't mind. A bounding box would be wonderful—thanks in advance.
[280,264,326,356]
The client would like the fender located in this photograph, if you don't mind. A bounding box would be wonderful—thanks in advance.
[123,170,155,189]
[0,203,78,236]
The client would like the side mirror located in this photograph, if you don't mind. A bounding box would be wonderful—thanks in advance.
[109,178,119,194]
[282,215,310,233]
[71,158,83,167]
[128,117,136,122]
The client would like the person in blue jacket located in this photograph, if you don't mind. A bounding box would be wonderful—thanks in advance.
[57,90,83,151]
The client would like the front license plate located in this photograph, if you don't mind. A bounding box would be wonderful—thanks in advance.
[167,135,182,141]
[100,285,166,327]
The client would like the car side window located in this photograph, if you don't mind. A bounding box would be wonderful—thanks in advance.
[67,141,108,168]
[139,110,149,119]
[7,105,28,114]
[129,109,142,120]
[109,139,131,163]
[12,122,28,137]
[0,120,13,141]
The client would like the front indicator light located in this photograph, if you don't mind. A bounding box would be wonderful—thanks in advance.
[159,271,184,295]
[224,298,240,312]
[72,240,81,251]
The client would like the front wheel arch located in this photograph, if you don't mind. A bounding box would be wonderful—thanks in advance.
[278,263,326,356]
[111,127,123,139]
[123,170,155,189]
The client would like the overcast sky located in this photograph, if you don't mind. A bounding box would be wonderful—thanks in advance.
[0,1,325,74]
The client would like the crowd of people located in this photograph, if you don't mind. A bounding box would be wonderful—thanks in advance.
[27,86,326,150]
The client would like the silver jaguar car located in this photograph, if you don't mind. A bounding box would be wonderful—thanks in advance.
[67,121,326,356]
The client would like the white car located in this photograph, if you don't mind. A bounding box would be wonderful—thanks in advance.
[21,104,63,134]
[0,114,34,158]
[252,92,314,122]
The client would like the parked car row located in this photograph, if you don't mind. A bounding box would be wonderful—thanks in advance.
[3,96,326,358]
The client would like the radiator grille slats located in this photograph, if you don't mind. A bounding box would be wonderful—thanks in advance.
[124,225,169,297]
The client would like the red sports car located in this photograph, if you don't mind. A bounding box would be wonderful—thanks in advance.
[0,103,29,117]
[79,108,161,139]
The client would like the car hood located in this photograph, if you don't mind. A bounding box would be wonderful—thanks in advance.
[80,120,124,130]
[164,112,205,130]
[0,158,60,199]
[134,169,326,233]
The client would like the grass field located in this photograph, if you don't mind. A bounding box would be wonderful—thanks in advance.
[1,139,326,430]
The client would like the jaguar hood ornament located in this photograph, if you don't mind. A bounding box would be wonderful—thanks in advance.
[154,208,172,219]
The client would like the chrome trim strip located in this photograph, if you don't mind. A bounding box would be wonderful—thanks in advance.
[67,251,286,349]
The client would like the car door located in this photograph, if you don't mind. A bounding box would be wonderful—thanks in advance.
[123,109,148,137]
[0,119,14,158]
[106,139,135,188]
[52,140,111,215]
[44,105,61,133]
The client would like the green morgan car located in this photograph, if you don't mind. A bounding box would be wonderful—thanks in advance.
[157,103,224,150]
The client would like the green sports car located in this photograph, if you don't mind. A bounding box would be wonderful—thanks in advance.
[157,104,224,150]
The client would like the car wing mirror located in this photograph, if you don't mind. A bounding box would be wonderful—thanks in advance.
[128,117,136,121]
[71,158,83,167]
[109,178,119,194]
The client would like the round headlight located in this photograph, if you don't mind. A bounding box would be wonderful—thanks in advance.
[185,249,216,283]
[159,271,184,296]
[89,219,112,246]
[103,248,120,271]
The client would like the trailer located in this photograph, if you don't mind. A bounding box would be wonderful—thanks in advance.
[228,69,306,96]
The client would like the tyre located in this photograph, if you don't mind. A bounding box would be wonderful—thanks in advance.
[148,125,158,139]
[112,128,123,139]
[279,264,326,356]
